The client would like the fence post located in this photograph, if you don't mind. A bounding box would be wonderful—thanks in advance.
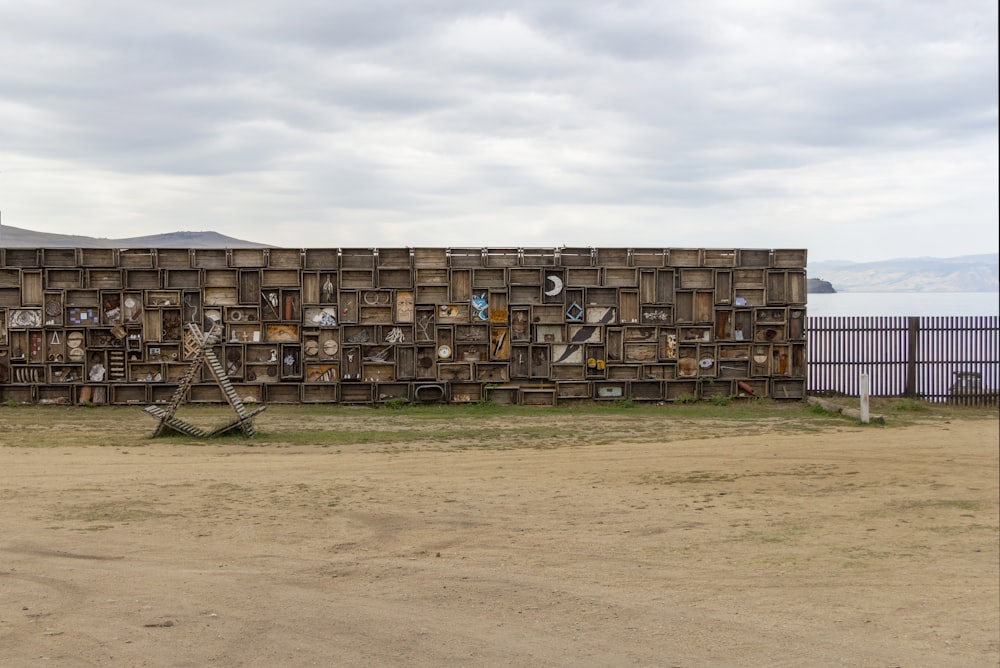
[905,317,919,398]
[860,372,870,424]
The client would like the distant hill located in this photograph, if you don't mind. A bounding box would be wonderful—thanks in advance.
[810,254,999,293]
[0,225,270,249]
[807,278,836,293]
[2,225,996,292]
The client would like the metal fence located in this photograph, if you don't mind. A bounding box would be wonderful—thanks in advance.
[806,316,999,405]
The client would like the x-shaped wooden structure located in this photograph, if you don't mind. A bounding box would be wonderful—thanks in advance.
[144,322,265,438]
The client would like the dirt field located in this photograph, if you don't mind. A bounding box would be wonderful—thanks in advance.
[1,403,998,667]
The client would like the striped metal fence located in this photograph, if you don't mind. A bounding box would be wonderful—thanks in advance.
[806,316,999,405]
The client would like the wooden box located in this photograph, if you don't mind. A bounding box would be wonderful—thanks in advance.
[191,248,229,269]
[377,248,411,267]
[157,249,192,268]
[230,248,267,267]
[41,248,78,267]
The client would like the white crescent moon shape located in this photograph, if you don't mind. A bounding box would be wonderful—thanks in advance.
[544,274,564,296]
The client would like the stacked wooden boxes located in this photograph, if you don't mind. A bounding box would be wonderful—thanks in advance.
[0,247,807,405]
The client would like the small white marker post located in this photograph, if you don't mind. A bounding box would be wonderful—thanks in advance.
[859,372,870,424]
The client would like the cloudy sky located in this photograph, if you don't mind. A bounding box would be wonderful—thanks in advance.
[1,1,996,261]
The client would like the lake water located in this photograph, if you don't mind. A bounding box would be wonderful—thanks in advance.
[807,292,999,317]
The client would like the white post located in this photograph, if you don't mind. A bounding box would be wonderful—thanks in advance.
[859,372,870,424]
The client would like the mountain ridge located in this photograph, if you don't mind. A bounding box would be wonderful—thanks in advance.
[0,225,270,249]
[1,225,996,292]
[810,254,998,293]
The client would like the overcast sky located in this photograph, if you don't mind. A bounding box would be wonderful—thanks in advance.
[1,1,996,262]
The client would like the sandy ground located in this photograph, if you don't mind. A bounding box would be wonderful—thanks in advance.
[1,412,998,667]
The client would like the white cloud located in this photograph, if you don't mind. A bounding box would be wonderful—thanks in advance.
[0,0,996,261]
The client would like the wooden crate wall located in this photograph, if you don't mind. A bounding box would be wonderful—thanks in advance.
[0,247,807,405]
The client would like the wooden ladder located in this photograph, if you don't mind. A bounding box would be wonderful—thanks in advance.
[144,322,265,438]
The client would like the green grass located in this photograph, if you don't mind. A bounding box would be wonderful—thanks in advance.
[1,399,995,450]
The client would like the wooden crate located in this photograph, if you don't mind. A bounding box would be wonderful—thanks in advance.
[66,289,101,307]
[377,248,411,267]
[156,248,192,268]
[124,269,161,290]
[451,269,472,302]
[413,248,447,268]
[667,248,702,267]
[262,269,301,287]
[20,271,43,305]
[485,385,520,404]
[267,248,302,268]
[604,267,637,287]
[550,364,584,380]
[87,269,123,289]
[204,287,238,306]
[46,269,84,289]
[340,248,375,269]
[485,248,519,267]
[112,248,156,268]
[631,248,666,267]
[41,248,78,267]
[520,387,556,405]
[339,383,374,404]
[678,268,714,289]
[339,269,374,289]
[475,362,508,383]
[772,249,807,268]
[739,249,771,267]
[509,268,541,285]
[0,268,20,287]
[472,268,506,288]
[266,384,302,403]
[630,380,664,401]
[232,385,264,404]
[375,382,410,402]
[304,248,339,269]
[3,249,40,267]
[378,268,412,289]
[665,380,698,401]
[567,267,601,286]
[558,247,593,267]
[703,249,737,267]
[556,381,590,399]
[111,384,148,404]
[449,381,482,403]
[416,268,449,285]
[509,285,540,304]
[606,364,640,380]
[191,248,229,269]
[520,248,556,266]
[302,384,338,403]
[166,269,201,289]
[80,248,117,267]
[230,248,267,267]
[771,379,805,399]
[449,248,484,268]
[0,386,35,404]
[37,385,73,405]
[189,384,223,403]
[700,379,734,398]
[596,248,629,267]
